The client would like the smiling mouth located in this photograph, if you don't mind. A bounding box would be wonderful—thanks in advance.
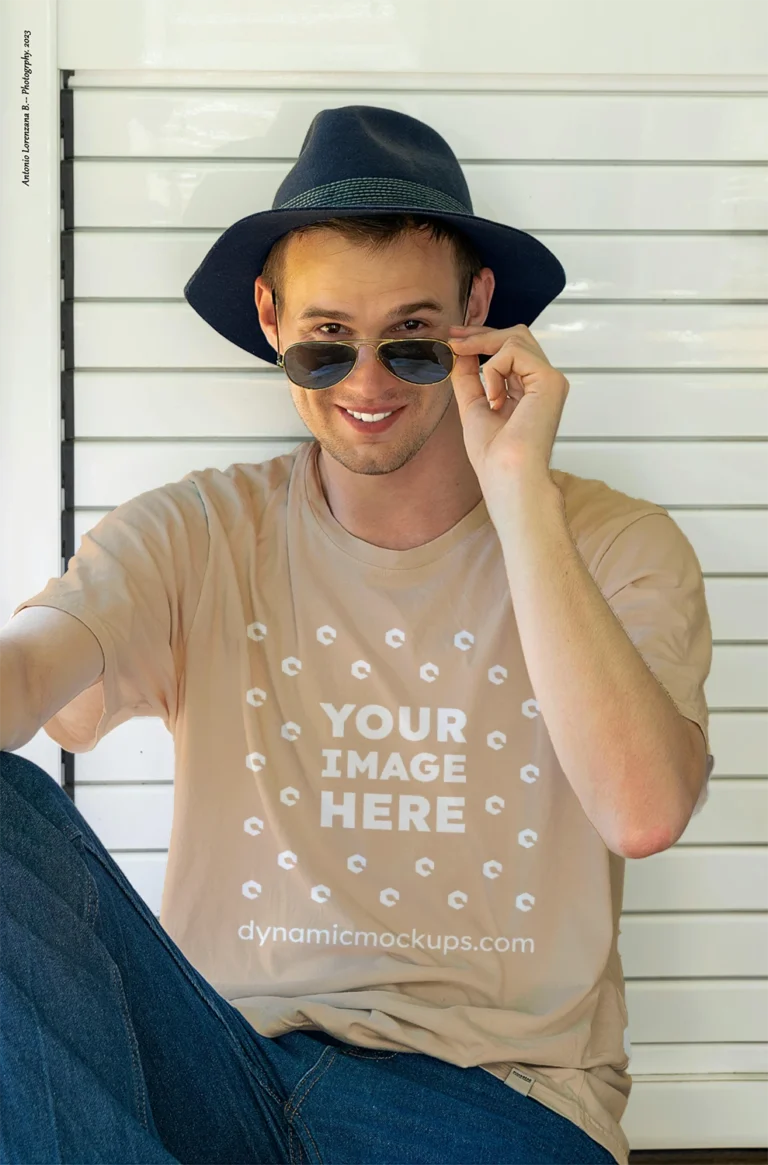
[336,404,406,432]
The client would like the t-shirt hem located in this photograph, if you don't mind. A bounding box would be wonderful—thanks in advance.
[479,1065,629,1165]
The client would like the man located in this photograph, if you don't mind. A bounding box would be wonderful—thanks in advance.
[0,106,713,1165]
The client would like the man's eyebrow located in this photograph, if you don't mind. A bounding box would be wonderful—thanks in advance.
[296,300,447,323]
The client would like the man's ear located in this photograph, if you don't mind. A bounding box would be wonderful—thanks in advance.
[470,267,495,326]
[254,275,278,351]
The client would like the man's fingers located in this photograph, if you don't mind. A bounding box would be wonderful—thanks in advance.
[450,354,488,416]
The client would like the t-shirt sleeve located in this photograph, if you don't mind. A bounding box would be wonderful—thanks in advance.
[12,479,209,752]
[593,511,715,818]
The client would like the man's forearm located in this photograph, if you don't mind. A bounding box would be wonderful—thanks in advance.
[488,471,696,859]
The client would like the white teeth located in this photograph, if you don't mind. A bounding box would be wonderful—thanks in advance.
[345,409,394,422]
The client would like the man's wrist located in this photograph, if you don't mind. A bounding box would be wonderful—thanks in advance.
[482,465,563,530]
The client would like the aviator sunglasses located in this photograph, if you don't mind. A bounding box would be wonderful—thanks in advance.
[272,286,472,391]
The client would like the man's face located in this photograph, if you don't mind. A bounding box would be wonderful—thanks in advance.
[260,229,474,476]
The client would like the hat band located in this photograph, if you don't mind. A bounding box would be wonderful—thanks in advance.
[276,177,471,215]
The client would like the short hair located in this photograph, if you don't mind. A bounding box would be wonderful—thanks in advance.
[260,214,485,313]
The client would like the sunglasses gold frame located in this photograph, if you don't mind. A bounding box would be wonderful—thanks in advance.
[276,337,459,390]
[270,285,472,390]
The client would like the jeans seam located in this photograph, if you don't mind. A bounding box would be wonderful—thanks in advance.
[108,957,150,1132]
[78,835,286,1110]
[339,1048,398,1059]
[285,1046,339,1164]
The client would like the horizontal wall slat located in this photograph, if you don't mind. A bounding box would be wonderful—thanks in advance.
[623,848,768,911]
[71,302,768,370]
[621,1079,768,1152]
[71,161,768,230]
[704,579,768,640]
[73,231,768,302]
[74,506,768,575]
[704,647,768,710]
[70,711,767,787]
[73,779,768,854]
[72,372,768,440]
[587,1045,766,1074]
[71,90,768,162]
[74,441,301,504]
[673,511,768,574]
[623,981,768,1044]
[72,440,768,507]
[618,912,768,977]
[705,711,768,772]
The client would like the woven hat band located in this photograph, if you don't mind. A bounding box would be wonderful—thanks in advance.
[276,177,471,215]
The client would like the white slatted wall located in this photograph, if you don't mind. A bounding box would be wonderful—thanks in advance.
[14,0,768,1151]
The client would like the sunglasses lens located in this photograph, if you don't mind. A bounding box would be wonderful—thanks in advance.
[379,340,454,385]
[283,342,357,390]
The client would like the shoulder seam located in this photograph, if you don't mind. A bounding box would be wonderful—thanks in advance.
[591,509,672,578]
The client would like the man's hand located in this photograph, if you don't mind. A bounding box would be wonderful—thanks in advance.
[448,322,570,500]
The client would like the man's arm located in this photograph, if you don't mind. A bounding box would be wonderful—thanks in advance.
[492,477,708,860]
[449,323,713,862]
[0,607,104,752]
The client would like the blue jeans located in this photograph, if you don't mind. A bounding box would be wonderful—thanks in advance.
[0,750,616,1165]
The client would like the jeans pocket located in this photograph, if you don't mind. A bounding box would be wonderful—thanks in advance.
[335,1046,399,1060]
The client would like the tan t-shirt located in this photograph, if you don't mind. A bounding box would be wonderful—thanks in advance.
[17,439,715,1165]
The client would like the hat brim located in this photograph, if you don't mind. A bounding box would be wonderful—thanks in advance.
[183,205,566,368]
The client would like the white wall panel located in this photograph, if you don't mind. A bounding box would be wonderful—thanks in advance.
[619,912,768,978]
[70,89,768,161]
[73,440,768,507]
[673,511,768,573]
[704,579,768,641]
[72,160,768,230]
[73,231,768,301]
[623,1079,767,1151]
[57,0,768,76]
[706,713,768,775]
[71,302,768,370]
[623,980,768,1043]
[73,372,768,439]
[703,648,768,711]
[73,440,301,504]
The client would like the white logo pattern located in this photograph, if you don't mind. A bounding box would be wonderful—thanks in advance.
[243,621,540,915]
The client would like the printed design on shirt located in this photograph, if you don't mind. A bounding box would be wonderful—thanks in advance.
[241,618,542,937]
[454,631,474,650]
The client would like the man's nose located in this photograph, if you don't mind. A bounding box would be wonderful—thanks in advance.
[347,342,395,382]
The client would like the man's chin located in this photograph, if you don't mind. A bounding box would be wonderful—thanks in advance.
[316,435,422,476]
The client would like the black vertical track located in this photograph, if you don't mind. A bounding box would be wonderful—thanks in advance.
[60,72,75,801]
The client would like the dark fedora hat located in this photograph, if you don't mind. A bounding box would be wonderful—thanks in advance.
[183,105,566,367]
